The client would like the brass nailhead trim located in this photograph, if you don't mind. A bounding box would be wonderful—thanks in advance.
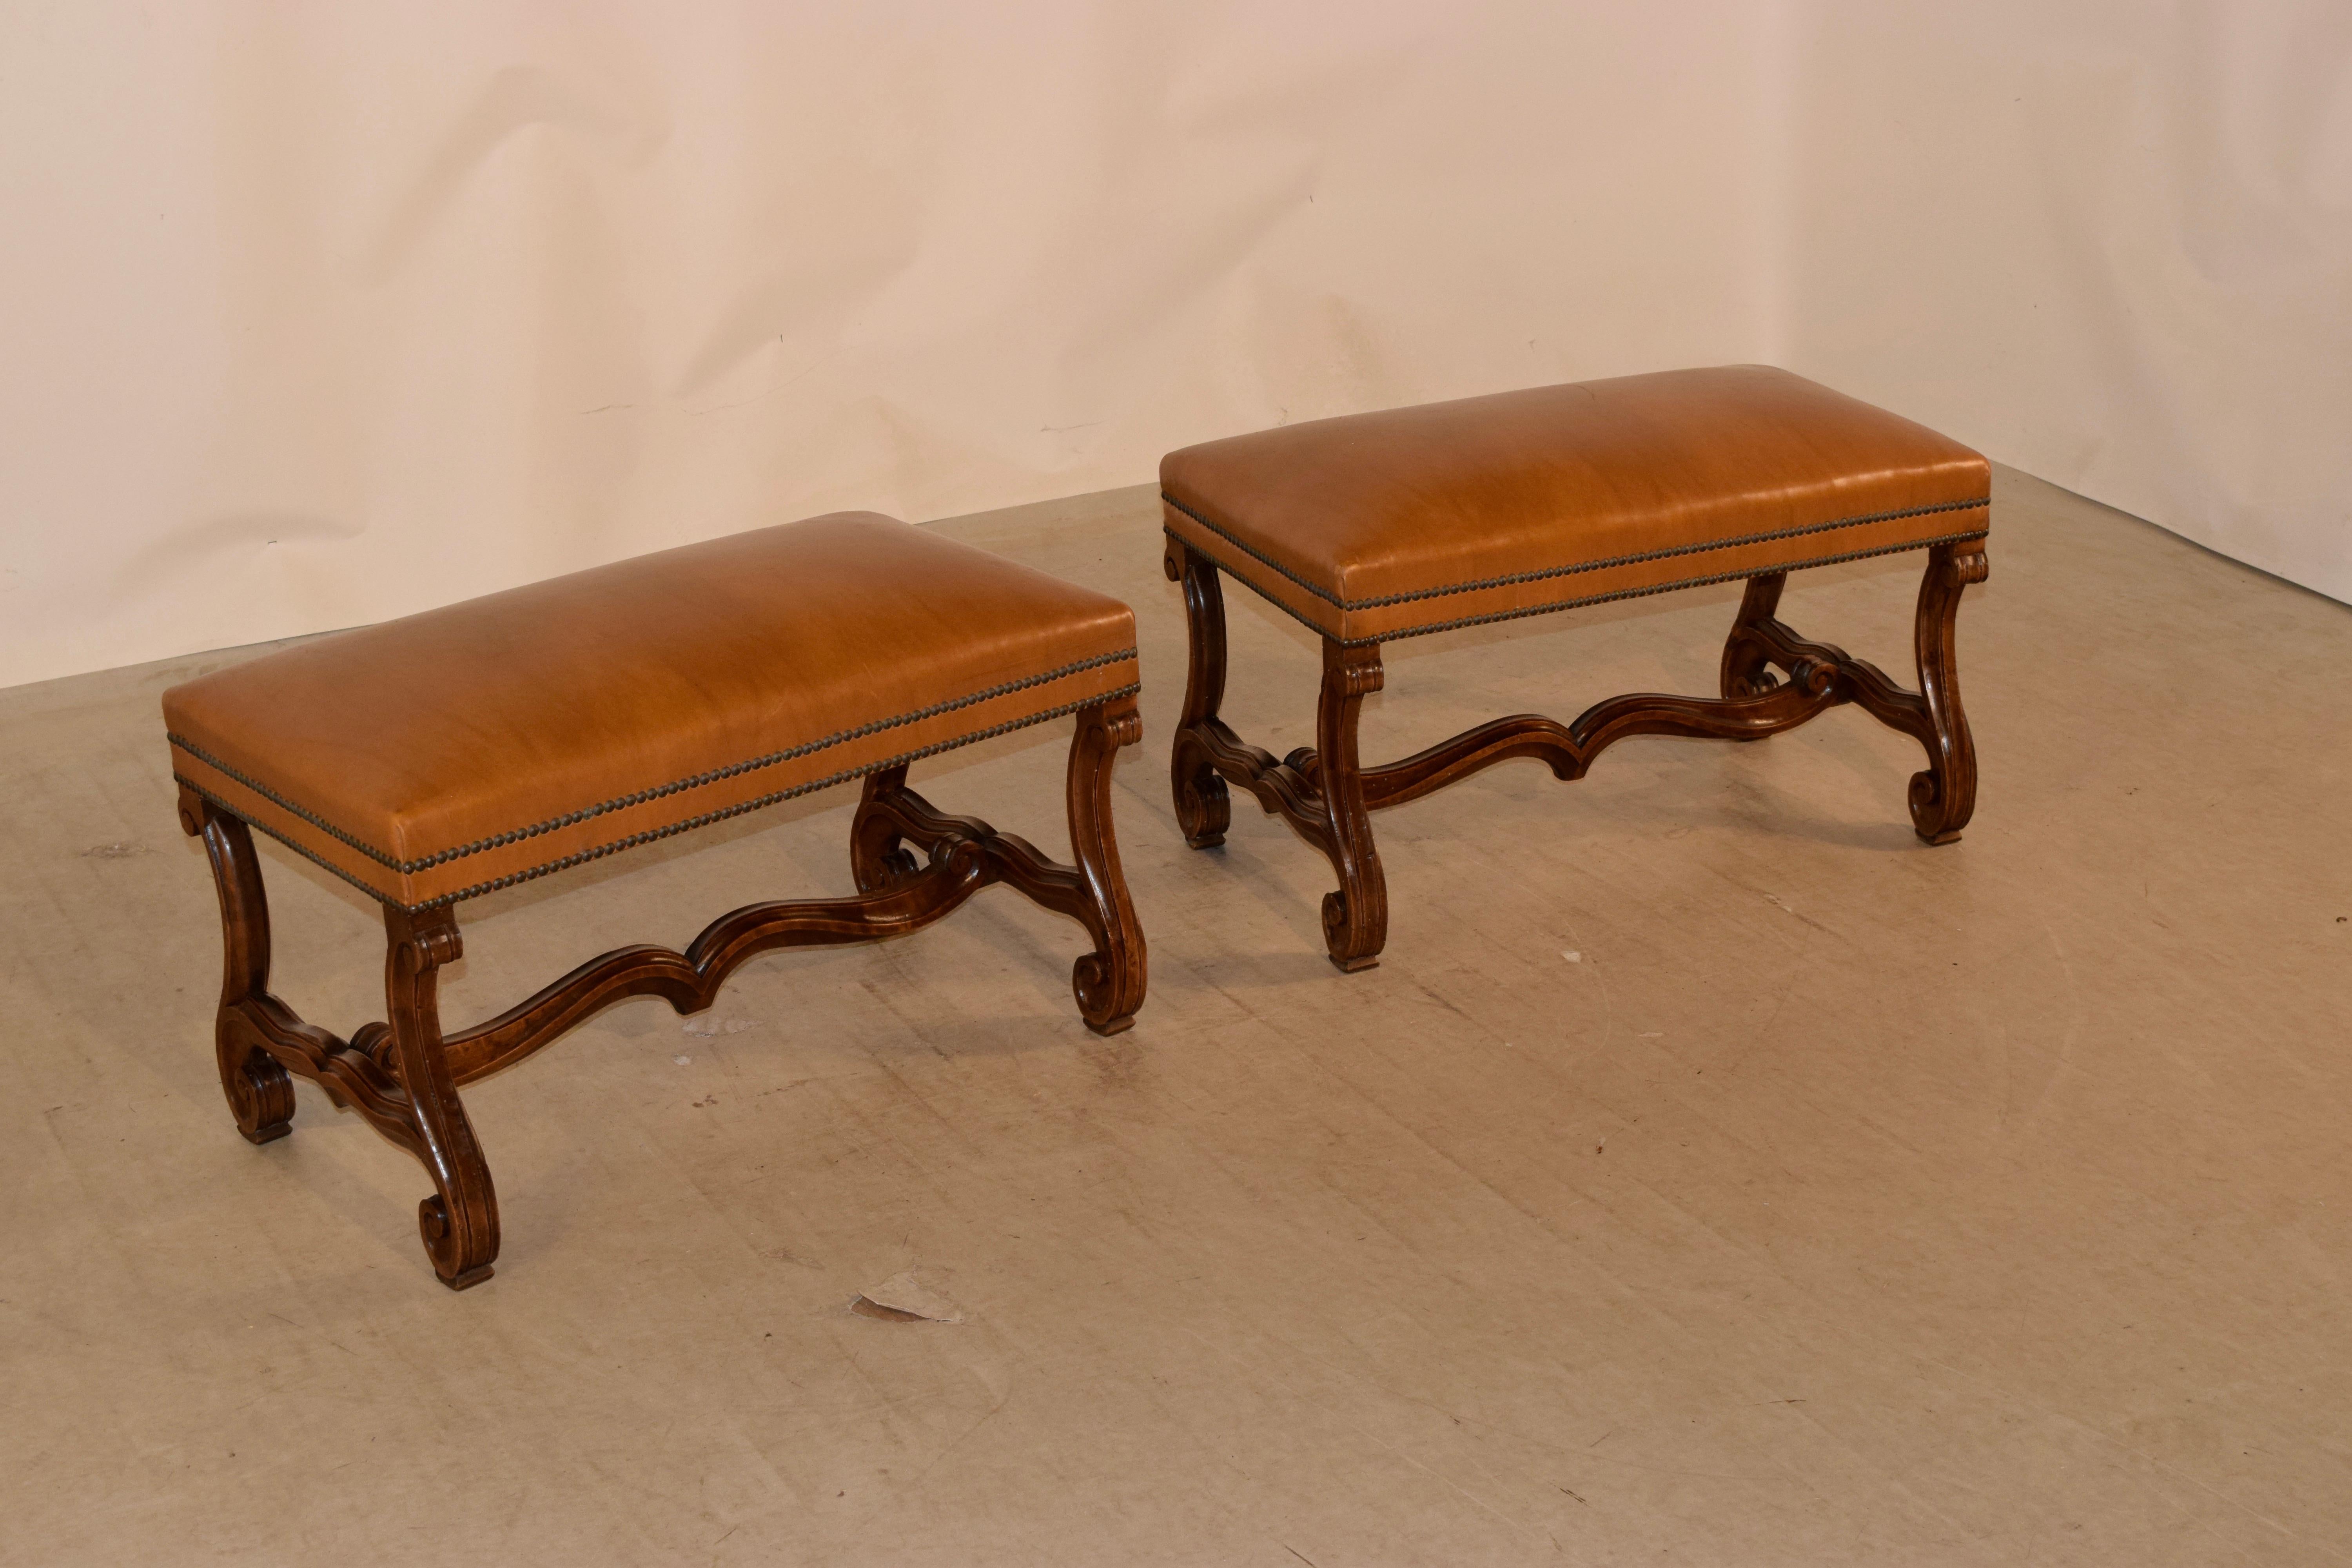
[167,647,1138,872]
[1173,525,1993,645]
[176,681,1141,913]
[177,777,407,909]
[1162,492,1991,611]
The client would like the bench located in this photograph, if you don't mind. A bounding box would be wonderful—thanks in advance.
[1159,365,1990,971]
[167,512,1146,1288]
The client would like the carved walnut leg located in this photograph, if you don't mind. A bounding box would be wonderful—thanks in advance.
[1312,639,1388,972]
[850,764,923,892]
[1720,572,1788,702]
[841,705,1145,1033]
[1907,541,1987,845]
[1163,535,1234,849]
[180,794,296,1144]
[382,905,499,1290]
[1065,695,1148,1033]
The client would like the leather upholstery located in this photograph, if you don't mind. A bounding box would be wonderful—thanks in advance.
[1161,365,1991,644]
[165,513,1139,910]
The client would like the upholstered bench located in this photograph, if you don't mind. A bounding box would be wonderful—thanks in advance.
[167,513,1145,1288]
[1160,365,1989,971]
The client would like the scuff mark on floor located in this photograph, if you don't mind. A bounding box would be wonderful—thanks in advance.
[683,1016,760,1038]
[851,1269,965,1324]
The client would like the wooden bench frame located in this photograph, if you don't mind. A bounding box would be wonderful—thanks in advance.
[180,696,1144,1289]
[1164,535,1986,971]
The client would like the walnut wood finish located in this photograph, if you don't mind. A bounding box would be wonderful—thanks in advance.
[1715,543,1985,842]
[1168,533,1235,852]
[1163,539,1388,969]
[847,699,1146,1030]
[178,696,1145,1289]
[1165,534,1985,969]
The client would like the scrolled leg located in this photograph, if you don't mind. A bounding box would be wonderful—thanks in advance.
[850,764,923,892]
[219,1015,298,1145]
[383,905,499,1290]
[1720,572,1788,703]
[1314,639,1388,972]
[1065,695,1147,1034]
[1907,541,1987,844]
[181,789,297,1144]
[1165,535,1233,849]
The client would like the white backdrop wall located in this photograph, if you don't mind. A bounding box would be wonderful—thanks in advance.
[1776,0,2352,610]
[2,2,2345,687]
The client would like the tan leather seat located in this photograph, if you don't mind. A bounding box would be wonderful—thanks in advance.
[1161,365,1991,643]
[165,513,1139,909]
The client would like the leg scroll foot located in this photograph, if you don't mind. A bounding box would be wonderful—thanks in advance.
[1907,541,1986,844]
[1313,639,1388,972]
[183,789,299,1143]
[1067,696,1148,1033]
[222,1039,296,1145]
[418,1196,495,1291]
[1166,535,1233,849]
[384,905,500,1289]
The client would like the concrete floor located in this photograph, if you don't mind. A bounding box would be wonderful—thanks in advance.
[5,468,2349,1565]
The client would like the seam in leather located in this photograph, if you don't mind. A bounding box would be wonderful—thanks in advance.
[1162,492,1990,610]
[1173,525,1991,645]
[167,646,1138,872]
[175,681,1142,912]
